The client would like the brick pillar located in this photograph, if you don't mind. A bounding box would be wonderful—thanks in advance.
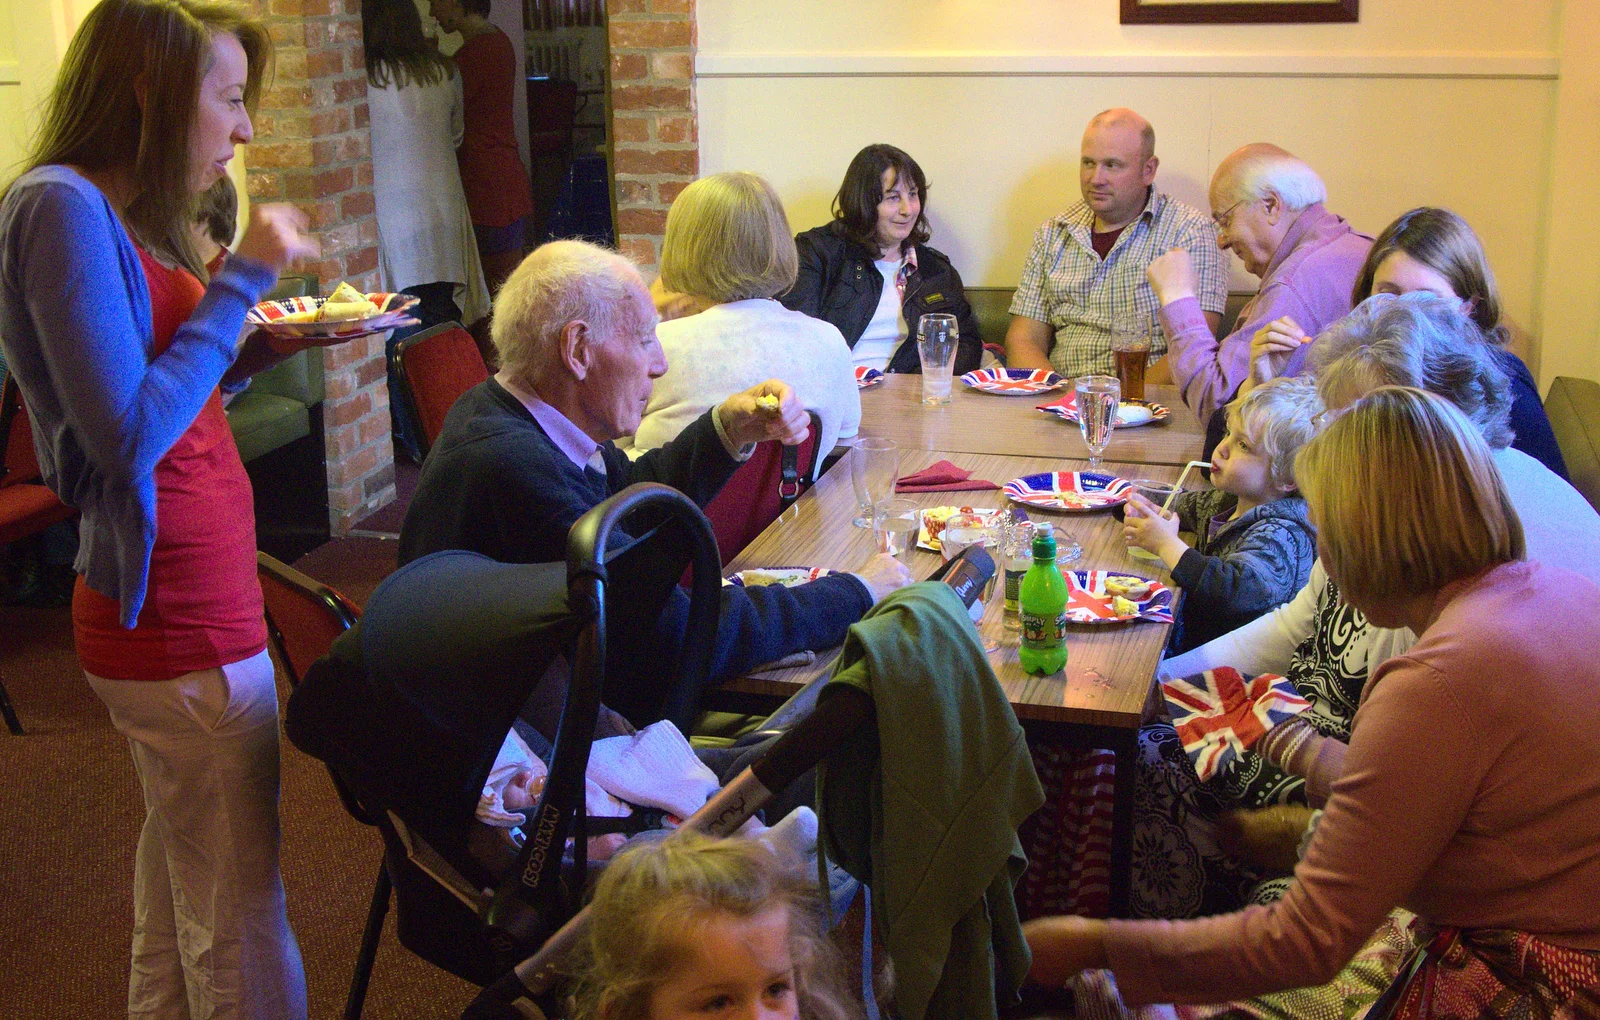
[247,0,395,534]
[607,0,697,275]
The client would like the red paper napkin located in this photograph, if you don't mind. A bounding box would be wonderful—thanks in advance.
[895,459,999,493]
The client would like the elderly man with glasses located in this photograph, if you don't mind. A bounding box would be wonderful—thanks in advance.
[1147,143,1372,423]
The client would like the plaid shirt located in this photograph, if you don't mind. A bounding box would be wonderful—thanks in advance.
[1009,188,1227,378]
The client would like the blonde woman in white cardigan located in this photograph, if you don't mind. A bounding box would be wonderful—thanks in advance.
[621,173,860,466]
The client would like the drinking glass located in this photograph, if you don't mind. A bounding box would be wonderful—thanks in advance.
[849,437,899,528]
[1128,478,1178,562]
[1111,318,1151,401]
[941,512,1001,650]
[1076,374,1121,468]
[917,313,959,406]
[872,498,922,566]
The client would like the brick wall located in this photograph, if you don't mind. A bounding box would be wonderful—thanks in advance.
[607,0,697,274]
[247,0,395,534]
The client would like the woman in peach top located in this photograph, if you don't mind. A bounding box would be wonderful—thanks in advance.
[1026,387,1600,1019]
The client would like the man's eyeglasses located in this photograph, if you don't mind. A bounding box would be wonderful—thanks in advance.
[1212,198,1256,231]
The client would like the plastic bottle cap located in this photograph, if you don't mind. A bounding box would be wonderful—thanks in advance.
[1032,531,1057,560]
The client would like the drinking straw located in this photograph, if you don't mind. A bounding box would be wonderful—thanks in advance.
[1161,460,1212,515]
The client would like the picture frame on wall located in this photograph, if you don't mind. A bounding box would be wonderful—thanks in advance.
[1120,0,1359,24]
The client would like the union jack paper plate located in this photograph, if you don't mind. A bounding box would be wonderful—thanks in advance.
[724,567,832,588]
[960,367,1067,395]
[247,293,420,340]
[1036,394,1171,428]
[1065,569,1174,624]
[854,366,885,389]
[1002,471,1132,511]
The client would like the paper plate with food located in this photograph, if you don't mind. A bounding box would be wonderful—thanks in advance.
[724,567,833,588]
[1003,471,1132,511]
[1036,393,1171,428]
[1064,570,1174,624]
[959,367,1067,395]
[854,366,885,389]
[248,282,421,340]
[917,505,1002,552]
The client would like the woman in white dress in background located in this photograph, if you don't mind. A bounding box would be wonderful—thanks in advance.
[362,0,489,456]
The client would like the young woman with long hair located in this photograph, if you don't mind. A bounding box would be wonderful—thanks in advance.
[0,0,321,1013]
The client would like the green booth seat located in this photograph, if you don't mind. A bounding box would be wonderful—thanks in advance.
[227,273,332,562]
[1546,375,1600,513]
[226,274,323,464]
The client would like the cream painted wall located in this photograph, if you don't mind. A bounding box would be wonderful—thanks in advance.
[696,0,1575,383]
[0,0,92,178]
[1536,1,1600,386]
[698,0,1557,57]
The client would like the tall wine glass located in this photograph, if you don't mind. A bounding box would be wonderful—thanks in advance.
[1076,374,1121,469]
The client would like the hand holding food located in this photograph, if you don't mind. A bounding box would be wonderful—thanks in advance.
[234,203,319,272]
[719,380,810,447]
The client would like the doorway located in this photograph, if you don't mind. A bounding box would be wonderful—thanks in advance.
[524,0,614,245]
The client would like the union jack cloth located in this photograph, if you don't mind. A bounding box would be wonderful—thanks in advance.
[1161,667,1311,781]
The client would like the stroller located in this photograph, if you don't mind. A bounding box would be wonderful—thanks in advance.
[285,482,997,1019]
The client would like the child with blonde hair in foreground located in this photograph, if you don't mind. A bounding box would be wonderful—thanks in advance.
[568,835,863,1020]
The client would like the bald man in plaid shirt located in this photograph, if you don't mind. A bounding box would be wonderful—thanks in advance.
[1006,109,1227,380]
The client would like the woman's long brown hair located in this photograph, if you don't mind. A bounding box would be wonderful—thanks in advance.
[363,0,453,90]
[18,0,270,277]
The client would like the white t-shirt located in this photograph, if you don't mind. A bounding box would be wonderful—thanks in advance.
[618,298,862,467]
[851,259,907,371]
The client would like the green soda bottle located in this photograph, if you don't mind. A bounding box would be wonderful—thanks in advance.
[1018,526,1069,675]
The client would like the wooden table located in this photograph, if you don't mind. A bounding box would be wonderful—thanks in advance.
[858,374,1208,467]
[720,448,1184,916]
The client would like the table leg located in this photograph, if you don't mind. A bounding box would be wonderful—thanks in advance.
[1108,728,1138,918]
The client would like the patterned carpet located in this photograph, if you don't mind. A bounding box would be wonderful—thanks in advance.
[0,463,488,1018]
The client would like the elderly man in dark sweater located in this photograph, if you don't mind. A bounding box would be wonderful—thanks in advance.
[399,240,909,722]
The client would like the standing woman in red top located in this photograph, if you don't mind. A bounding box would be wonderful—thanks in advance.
[0,1,320,1015]
[431,0,535,296]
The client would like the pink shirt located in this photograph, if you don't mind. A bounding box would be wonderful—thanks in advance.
[1162,204,1372,423]
[1107,560,1600,1005]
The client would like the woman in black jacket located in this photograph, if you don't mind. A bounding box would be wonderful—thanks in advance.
[781,144,982,374]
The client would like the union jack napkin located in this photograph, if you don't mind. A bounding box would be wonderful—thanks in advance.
[1161,667,1311,781]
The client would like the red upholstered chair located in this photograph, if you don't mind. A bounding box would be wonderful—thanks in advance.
[257,552,388,1018]
[391,323,489,460]
[0,375,78,735]
[700,411,823,567]
[257,552,361,685]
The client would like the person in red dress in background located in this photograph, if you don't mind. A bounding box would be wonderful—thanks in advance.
[430,0,535,305]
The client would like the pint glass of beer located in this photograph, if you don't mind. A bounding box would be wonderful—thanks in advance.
[1111,318,1151,401]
